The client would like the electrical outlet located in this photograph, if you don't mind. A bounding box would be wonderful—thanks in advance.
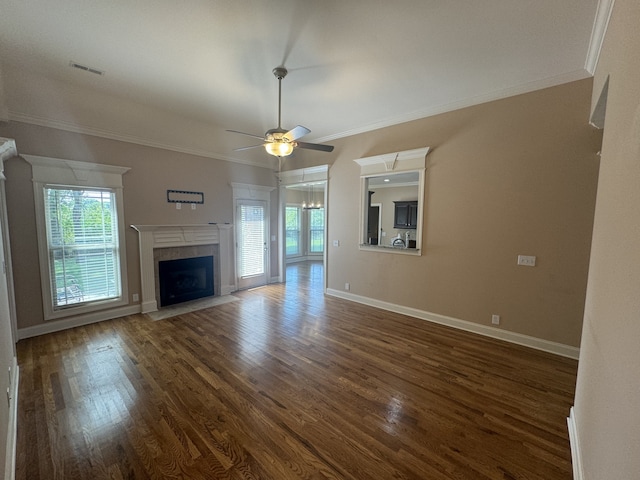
[517,255,536,267]
[492,314,500,325]
[191,203,196,210]
[345,282,350,291]
[333,240,340,247]
[132,293,139,302]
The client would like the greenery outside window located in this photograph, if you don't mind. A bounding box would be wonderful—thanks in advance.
[45,187,121,309]
[309,208,324,253]
[25,155,130,320]
[286,205,301,256]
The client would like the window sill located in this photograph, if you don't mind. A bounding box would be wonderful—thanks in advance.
[45,296,128,321]
[359,244,422,256]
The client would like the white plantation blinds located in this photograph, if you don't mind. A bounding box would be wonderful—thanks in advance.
[239,203,265,277]
[44,187,121,309]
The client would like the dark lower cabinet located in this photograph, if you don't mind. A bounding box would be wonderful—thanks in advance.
[394,201,418,229]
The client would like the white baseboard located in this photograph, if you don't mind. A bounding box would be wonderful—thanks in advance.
[567,407,584,480]
[4,356,18,480]
[286,256,323,264]
[140,299,158,314]
[17,304,141,339]
[325,289,580,359]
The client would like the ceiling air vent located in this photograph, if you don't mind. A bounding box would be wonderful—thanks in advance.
[69,61,104,76]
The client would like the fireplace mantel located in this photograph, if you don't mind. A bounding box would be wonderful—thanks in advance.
[131,224,235,313]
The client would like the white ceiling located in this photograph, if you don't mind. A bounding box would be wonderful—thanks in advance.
[0,0,603,168]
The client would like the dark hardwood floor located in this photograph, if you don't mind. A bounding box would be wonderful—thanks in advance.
[16,261,578,479]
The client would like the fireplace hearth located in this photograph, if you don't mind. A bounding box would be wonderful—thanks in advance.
[159,255,214,307]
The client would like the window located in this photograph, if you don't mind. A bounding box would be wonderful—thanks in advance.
[25,155,130,320]
[45,187,121,309]
[286,205,301,256]
[309,208,324,253]
[238,202,266,277]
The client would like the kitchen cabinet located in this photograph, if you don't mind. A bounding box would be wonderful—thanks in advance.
[394,201,418,229]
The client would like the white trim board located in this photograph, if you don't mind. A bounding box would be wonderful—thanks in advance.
[4,357,18,480]
[585,0,616,74]
[17,304,140,340]
[567,407,585,480]
[325,289,580,359]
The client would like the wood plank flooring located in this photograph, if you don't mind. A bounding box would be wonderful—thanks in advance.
[16,261,578,479]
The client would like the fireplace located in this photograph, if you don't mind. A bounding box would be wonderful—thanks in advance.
[159,255,214,307]
[131,224,235,314]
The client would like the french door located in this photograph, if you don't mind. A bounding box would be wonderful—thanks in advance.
[236,199,268,289]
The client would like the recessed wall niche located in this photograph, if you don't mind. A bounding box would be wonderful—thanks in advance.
[354,147,429,255]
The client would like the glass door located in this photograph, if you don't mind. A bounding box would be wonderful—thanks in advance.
[236,200,268,289]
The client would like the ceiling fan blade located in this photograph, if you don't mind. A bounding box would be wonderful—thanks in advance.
[233,144,266,152]
[226,129,266,141]
[296,141,335,153]
[283,125,311,141]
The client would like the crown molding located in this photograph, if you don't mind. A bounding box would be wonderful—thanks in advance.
[9,66,593,156]
[0,137,17,162]
[316,69,591,143]
[7,111,277,171]
[585,0,616,75]
[0,137,18,180]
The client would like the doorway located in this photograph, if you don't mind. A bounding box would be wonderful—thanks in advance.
[236,199,268,290]
[278,166,328,289]
[368,202,381,245]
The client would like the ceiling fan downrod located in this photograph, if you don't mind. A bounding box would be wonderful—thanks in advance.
[273,67,288,130]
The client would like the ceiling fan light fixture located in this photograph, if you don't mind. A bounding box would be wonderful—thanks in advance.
[227,66,334,157]
[265,141,294,157]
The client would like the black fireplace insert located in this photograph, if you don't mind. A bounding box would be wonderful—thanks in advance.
[158,255,214,307]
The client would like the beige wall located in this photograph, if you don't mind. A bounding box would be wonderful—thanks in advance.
[573,1,640,478]
[326,78,601,347]
[0,122,278,330]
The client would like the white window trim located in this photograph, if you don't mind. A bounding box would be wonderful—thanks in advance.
[24,155,130,321]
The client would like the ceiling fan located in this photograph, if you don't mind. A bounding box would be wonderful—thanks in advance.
[227,66,334,157]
